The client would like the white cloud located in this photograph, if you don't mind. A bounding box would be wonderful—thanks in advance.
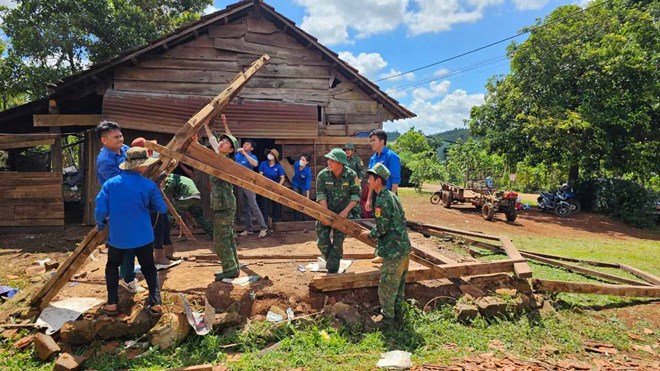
[386,83,484,134]
[379,68,415,82]
[385,88,409,100]
[295,0,406,45]
[338,51,388,79]
[0,0,17,9]
[294,0,513,45]
[433,68,450,77]
[404,0,504,35]
[511,0,549,11]
[203,5,219,15]
[412,80,451,101]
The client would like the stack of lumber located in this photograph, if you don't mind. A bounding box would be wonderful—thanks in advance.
[0,172,64,227]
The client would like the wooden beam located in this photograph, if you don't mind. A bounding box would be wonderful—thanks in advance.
[522,252,650,286]
[0,139,55,150]
[0,133,59,144]
[517,251,621,268]
[275,137,371,145]
[310,259,524,292]
[500,236,533,278]
[146,141,375,247]
[33,114,101,127]
[619,264,660,286]
[533,279,660,298]
[161,190,195,241]
[407,220,501,241]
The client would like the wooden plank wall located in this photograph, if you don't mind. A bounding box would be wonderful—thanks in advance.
[111,15,391,136]
[0,172,64,227]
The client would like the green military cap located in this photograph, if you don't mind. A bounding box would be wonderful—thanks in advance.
[220,133,238,154]
[324,148,349,166]
[343,143,355,150]
[367,162,390,181]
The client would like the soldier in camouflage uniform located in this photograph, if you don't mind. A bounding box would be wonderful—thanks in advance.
[361,163,411,326]
[204,115,241,280]
[316,148,361,273]
[163,173,213,236]
[343,143,365,219]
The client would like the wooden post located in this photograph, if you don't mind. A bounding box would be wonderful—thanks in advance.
[161,189,195,241]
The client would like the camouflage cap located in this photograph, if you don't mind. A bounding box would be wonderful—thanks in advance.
[324,148,349,166]
[220,134,238,154]
[343,143,355,150]
[119,147,160,170]
[366,162,390,181]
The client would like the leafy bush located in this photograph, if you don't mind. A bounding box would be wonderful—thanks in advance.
[577,178,658,228]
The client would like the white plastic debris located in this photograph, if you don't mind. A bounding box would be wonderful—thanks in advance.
[286,307,294,321]
[306,257,353,273]
[222,275,260,286]
[266,311,284,323]
[36,297,103,335]
[376,350,412,369]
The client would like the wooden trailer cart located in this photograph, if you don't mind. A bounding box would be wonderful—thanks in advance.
[430,182,518,222]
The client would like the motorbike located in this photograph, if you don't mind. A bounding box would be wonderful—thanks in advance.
[558,184,580,213]
[537,190,572,217]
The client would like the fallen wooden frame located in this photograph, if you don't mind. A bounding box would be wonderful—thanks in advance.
[407,219,660,298]
[24,54,271,310]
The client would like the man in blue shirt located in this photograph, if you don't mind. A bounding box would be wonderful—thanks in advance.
[95,147,168,316]
[95,121,143,294]
[235,139,268,238]
[366,129,401,214]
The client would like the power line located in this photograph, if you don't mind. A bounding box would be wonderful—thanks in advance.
[387,56,508,92]
[375,0,614,82]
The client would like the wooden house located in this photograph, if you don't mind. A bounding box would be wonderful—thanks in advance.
[0,0,414,231]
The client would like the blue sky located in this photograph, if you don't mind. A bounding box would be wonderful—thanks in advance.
[206,0,590,134]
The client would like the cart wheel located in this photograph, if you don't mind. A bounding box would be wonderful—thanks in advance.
[482,203,495,221]
[442,191,453,208]
[430,192,442,205]
[506,210,517,222]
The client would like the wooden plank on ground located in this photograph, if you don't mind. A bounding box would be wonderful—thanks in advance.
[617,265,660,286]
[533,279,660,298]
[522,252,649,286]
[517,250,621,268]
[33,114,101,127]
[310,259,523,292]
[407,220,501,241]
[500,236,533,279]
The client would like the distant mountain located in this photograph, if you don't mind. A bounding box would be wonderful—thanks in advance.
[385,131,401,142]
[428,128,470,161]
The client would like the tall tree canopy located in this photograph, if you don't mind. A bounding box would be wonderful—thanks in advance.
[469,0,659,184]
[0,0,211,100]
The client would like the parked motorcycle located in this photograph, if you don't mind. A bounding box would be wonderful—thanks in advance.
[537,190,572,217]
[559,184,580,213]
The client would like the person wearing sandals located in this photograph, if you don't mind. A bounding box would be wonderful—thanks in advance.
[203,114,241,281]
[258,148,285,225]
[95,147,168,316]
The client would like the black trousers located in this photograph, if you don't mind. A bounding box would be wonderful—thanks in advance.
[151,213,171,249]
[105,243,161,306]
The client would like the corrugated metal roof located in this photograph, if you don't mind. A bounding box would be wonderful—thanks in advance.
[102,90,318,139]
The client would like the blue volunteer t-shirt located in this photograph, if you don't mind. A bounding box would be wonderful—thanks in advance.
[96,144,129,185]
[235,151,257,169]
[368,147,401,190]
[259,161,285,182]
[291,160,312,191]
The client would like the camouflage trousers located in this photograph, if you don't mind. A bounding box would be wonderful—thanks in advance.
[174,198,213,236]
[213,207,238,274]
[349,204,363,220]
[315,221,345,273]
[379,254,410,320]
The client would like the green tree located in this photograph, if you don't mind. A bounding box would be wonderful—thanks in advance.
[470,0,659,184]
[445,138,505,187]
[0,0,211,100]
[391,128,445,190]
